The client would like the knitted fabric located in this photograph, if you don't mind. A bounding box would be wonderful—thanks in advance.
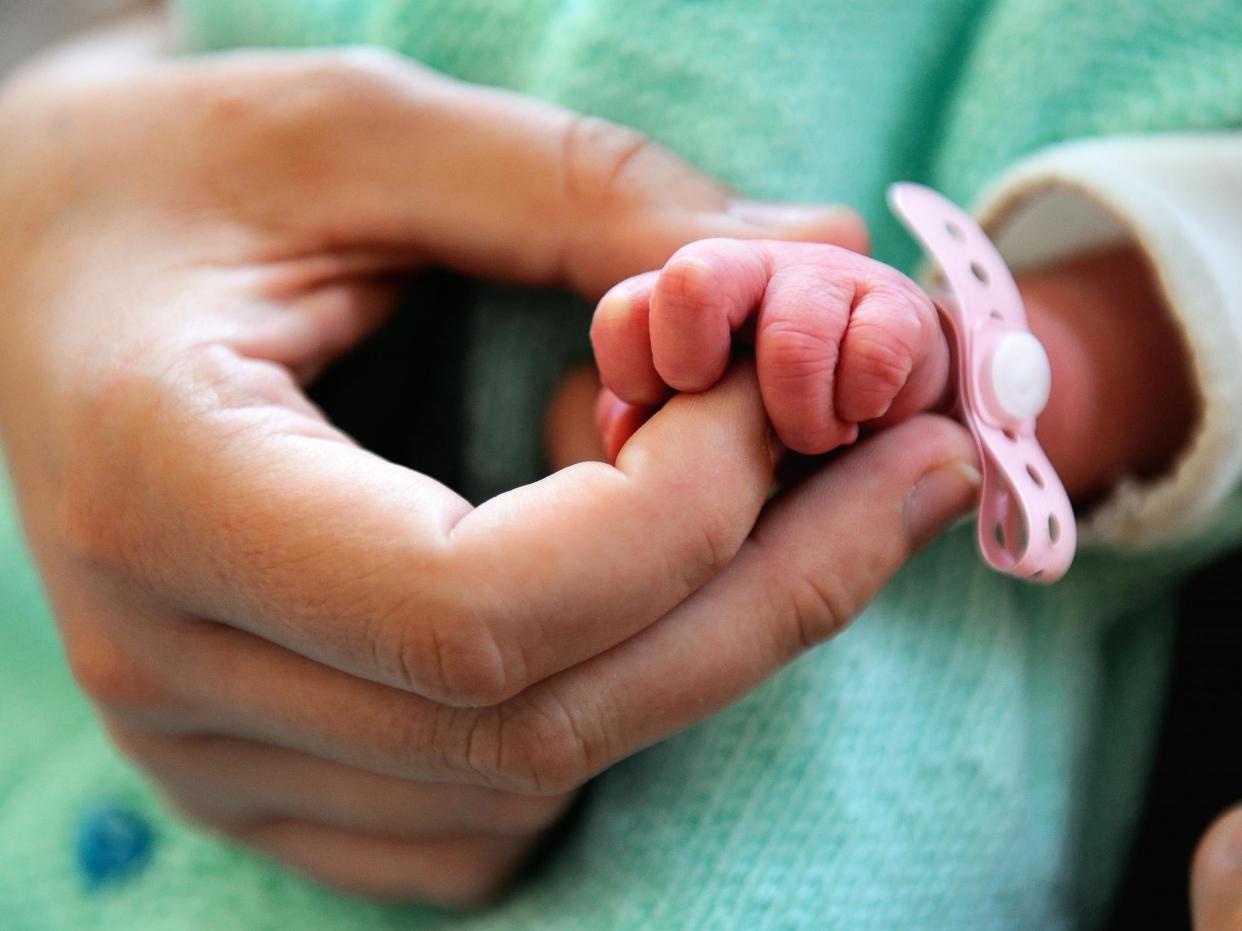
[2,1,1242,927]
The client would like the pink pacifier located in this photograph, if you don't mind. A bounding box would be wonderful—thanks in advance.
[888,183,1076,583]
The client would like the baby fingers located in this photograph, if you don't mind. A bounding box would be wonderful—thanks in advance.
[834,274,949,427]
[591,240,772,404]
[590,239,949,457]
[753,245,946,453]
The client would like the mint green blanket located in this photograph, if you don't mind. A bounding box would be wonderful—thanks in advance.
[3,1,1242,927]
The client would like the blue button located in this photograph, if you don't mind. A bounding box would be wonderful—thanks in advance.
[75,804,153,889]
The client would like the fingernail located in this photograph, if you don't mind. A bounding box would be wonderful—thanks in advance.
[596,281,639,318]
[904,461,981,550]
[955,462,982,486]
[729,201,852,230]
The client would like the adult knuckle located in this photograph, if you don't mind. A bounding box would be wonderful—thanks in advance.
[168,51,411,200]
[64,628,156,710]
[652,490,743,598]
[149,59,297,148]
[563,115,654,208]
[377,592,517,707]
[101,720,164,770]
[779,563,855,656]
[429,610,515,708]
[249,48,413,136]
[58,457,131,574]
[683,502,738,581]
[490,695,595,797]
[447,705,505,787]
[311,45,407,78]
[57,357,179,576]
[748,533,856,660]
[553,116,655,288]
[287,51,394,108]
[188,82,270,149]
[555,116,730,293]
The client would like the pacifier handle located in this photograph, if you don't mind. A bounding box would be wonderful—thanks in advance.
[888,183,1076,583]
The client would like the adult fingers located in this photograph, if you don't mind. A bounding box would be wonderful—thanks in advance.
[499,415,980,792]
[75,417,973,799]
[1192,806,1242,930]
[80,606,628,798]
[238,821,533,906]
[101,50,866,296]
[443,363,774,705]
[105,723,571,839]
[227,50,867,296]
[65,353,774,709]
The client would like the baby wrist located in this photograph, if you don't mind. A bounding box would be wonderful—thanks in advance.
[1018,247,1197,503]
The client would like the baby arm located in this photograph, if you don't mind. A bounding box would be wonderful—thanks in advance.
[591,238,1196,502]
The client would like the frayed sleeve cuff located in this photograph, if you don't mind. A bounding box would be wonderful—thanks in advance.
[970,133,1242,546]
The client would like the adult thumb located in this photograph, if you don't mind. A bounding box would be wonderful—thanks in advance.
[194,49,868,296]
[545,116,870,295]
[1192,806,1242,930]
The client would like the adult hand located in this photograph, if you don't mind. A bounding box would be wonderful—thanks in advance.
[1193,807,1242,928]
[0,19,976,905]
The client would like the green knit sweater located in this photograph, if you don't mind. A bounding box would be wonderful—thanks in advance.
[3,1,1242,927]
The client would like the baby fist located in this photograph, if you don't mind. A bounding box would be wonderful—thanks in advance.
[591,239,951,455]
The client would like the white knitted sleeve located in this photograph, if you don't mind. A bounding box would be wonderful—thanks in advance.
[970,133,1242,548]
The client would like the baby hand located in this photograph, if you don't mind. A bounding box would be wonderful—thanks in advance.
[591,239,952,458]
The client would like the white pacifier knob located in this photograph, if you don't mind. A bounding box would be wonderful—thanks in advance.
[988,331,1052,423]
